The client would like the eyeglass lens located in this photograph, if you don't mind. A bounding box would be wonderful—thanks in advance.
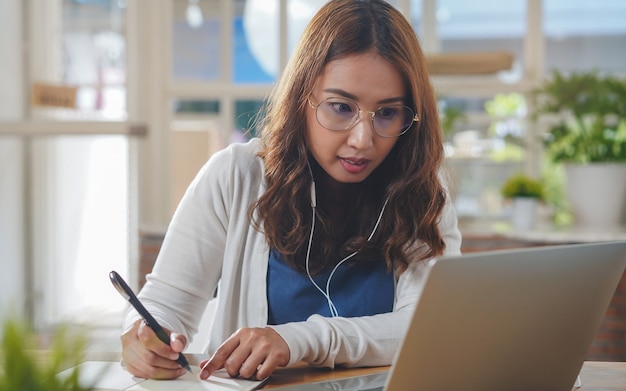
[315,97,414,137]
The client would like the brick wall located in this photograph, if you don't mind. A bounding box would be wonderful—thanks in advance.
[589,268,626,360]
[139,231,626,361]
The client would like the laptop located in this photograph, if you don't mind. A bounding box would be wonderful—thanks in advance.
[283,240,626,391]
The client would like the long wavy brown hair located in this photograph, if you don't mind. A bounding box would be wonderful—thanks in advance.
[250,0,447,275]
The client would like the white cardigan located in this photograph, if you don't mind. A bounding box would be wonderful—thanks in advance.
[124,138,462,368]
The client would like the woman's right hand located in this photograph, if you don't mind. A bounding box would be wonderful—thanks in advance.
[120,319,189,379]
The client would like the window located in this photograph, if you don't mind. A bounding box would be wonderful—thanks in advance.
[0,0,133,330]
[544,0,626,73]
[61,0,127,119]
[172,0,222,81]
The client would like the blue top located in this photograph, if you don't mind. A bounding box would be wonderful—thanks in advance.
[267,248,395,325]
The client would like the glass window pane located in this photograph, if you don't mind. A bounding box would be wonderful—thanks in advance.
[410,0,423,36]
[172,0,222,81]
[170,99,267,144]
[236,0,275,83]
[544,0,626,73]
[61,0,126,119]
[286,0,326,63]
[74,86,126,119]
[234,99,265,140]
[435,0,525,81]
[173,99,220,114]
[238,0,325,83]
[437,0,526,40]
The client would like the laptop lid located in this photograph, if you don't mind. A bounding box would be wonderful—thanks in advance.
[385,241,626,391]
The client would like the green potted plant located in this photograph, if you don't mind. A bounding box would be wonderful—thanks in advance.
[501,174,545,201]
[501,174,545,230]
[531,69,626,227]
[0,316,93,391]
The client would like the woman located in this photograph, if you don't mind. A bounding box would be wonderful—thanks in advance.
[121,0,462,381]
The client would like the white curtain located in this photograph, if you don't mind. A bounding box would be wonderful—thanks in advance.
[31,136,130,327]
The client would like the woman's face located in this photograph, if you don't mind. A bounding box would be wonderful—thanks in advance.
[306,51,408,184]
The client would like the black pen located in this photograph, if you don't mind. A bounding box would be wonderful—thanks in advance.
[109,270,192,373]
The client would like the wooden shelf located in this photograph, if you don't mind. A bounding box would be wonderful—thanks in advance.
[426,51,515,75]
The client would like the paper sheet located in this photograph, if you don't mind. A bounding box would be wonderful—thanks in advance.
[58,361,268,391]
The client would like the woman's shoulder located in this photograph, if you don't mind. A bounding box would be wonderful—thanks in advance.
[227,137,263,154]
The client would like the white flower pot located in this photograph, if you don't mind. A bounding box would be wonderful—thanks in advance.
[511,197,538,231]
[565,163,626,227]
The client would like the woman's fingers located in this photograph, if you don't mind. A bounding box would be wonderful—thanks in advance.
[120,319,187,379]
[169,332,187,353]
[136,321,180,362]
[200,327,290,381]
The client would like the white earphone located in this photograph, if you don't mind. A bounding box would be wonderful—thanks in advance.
[304,163,388,317]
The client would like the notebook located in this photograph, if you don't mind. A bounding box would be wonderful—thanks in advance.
[282,240,626,391]
[57,361,269,391]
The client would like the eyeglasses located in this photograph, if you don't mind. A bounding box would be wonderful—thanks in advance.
[308,96,418,138]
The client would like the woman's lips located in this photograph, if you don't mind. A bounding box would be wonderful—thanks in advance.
[339,157,370,174]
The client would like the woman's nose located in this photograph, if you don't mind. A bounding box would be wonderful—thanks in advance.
[346,114,375,150]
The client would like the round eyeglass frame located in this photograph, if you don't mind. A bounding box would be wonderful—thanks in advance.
[307,96,419,138]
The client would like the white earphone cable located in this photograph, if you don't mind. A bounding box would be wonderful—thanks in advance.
[304,180,389,317]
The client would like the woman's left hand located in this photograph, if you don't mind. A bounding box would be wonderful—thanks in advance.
[199,327,290,380]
